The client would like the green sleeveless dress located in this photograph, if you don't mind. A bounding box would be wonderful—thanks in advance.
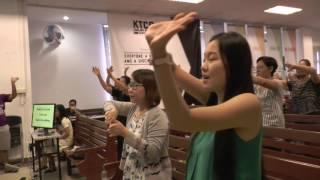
[186,130,262,180]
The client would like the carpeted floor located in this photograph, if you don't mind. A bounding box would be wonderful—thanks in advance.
[0,167,32,180]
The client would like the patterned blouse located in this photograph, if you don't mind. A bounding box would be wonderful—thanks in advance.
[104,101,172,180]
[287,79,320,114]
[254,83,285,127]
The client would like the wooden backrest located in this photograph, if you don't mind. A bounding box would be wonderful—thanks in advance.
[285,114,320,132]
[80,108,104,116]
[263,127,320,179]
[73,114,120,180]
[74,115,108,148]
[169,129,191,180]
[263,154,320,180]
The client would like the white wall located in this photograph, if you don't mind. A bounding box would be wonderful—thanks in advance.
[310,29,320,73]
[301,28,314,65]
[311,29,320,47]
[28,9,110,109]
[0,0,33,159]
[297,28,320,68]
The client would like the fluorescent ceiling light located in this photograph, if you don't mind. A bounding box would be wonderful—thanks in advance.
[103,24,109,28]
[63,16,70,21]
[169,0,205,4]
[264,5,302,15]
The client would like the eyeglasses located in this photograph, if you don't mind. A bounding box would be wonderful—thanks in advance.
[128,81,144,90]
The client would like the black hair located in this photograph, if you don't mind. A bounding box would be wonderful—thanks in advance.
[257,56,278,76]
[121,75,131,85]
[299,59,311,66]
[69,99,77,105]
[56,104,67,124]
[209,32,254,180]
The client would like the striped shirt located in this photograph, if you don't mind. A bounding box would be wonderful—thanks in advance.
[254,84,285,127]
[287,79,320,114]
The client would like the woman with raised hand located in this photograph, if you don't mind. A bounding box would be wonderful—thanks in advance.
[92,66,131,160]
[286,59,320,114]
[104,69,171,180]
[0,77,19,173]
[145,12,262,179]
[253,56,285,127]
[92,66,131,101]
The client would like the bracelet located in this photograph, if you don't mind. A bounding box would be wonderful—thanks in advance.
[149,53,177,72]
[150,53,173,66]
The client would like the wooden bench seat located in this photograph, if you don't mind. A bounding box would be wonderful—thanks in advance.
[285,114,320,132]
[79,108,104,117]
[64,114,121,180]
[168,127,320,180]
[263,127,320,180]
[169,129,191,180]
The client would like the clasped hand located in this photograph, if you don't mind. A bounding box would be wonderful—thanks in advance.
[105,109,128,137]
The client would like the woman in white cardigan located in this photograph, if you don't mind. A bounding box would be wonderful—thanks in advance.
[104,69,171,180]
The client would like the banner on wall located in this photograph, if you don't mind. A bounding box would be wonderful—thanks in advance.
[107,13,190,78]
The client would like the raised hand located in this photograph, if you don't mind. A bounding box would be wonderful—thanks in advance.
[107,66,114,76]
[11,77,19,83]
[92,66,101,76]
[124,66,129,76]
[285,63,295,72]
[145,12,198,59]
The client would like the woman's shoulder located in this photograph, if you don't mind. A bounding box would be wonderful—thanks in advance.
[62,117,71,122]
[232,93,260,106]
[148,106,165,113]
[146,106,169,122]
[155,106,169,115]
[231,93,262,141]
[228,93,262,123]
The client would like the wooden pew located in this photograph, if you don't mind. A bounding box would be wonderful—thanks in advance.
[169,127,320,180]
[80,108,104,117]
[285,114,320,132]
[263,127,320,180]
[65,114,121,180]
[169,129,191,180]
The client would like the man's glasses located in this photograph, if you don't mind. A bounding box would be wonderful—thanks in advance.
[128,81,144,90]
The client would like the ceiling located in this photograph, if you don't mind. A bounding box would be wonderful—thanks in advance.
[26,0,320,30]
[27,6,108,25]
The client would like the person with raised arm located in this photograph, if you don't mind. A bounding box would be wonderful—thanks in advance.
[92,66,130,101]
[92,66,131,160]
[253,56,285,127]
[0,77,19,173]
[145,12,262,179]
[285,59,320,114]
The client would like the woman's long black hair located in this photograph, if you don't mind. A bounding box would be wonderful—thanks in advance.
[209,32,254,180]
[55,104,67,125]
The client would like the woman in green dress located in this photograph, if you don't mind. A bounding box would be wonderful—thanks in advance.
[145,12,262,180]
